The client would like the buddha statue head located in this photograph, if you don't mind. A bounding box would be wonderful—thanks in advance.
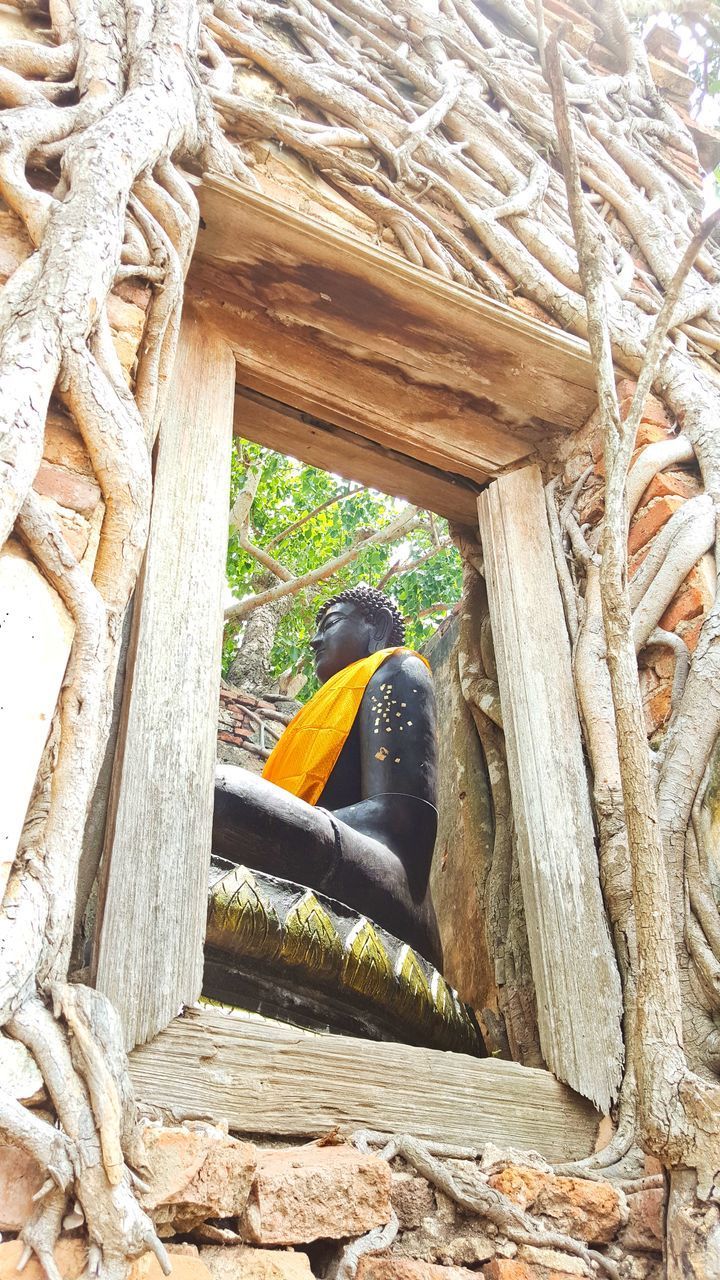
[310,584,406,683]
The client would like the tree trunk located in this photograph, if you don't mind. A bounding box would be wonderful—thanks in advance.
[227,594,295,694]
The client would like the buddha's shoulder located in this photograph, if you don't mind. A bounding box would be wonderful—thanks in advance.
[367,650,433,691]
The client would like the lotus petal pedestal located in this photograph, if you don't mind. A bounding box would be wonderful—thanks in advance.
[204,860,483,1056]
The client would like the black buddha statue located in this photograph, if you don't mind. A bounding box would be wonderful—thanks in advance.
[213,586,442,968]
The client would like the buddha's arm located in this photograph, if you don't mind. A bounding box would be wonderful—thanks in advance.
[329,654,439,892]
[214,766,410,900]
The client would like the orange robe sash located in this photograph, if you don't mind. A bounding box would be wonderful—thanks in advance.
[262,647,429,805]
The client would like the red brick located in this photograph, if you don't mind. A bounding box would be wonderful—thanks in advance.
[0,1142,44,1230]
[629,543,652,576]
[200,1245,315,1279]
[0,1244,212,1280]
[617,379,672,432]
[644,682,672,736]
[242,1145,392,1246]
[114,278,152,310]
[659,563,713,633]
[33,459,102,518]
[638,469,700,507]
[483,1264,536,1280]
[628,495,684,556]
[138,1125,256,1231]
[511,296,559,327]
[679,617,704,652]
[486,1263,593,1280]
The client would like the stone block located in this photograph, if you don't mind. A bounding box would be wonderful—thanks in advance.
[0,1243,212,1280]
[200,1245,315,1279]
[138,1124,256,1230]
[0,1142,45,1230]
[392,1172,436,1229]
[622,1188,665,1252]
[242,1144,392,1245]
[357,1263,478,1279]
[488,1166,622,1244]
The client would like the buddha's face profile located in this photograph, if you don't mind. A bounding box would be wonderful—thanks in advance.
[309,601,377,683]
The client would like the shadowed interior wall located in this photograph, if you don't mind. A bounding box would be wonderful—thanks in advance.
[424,617,496,1029]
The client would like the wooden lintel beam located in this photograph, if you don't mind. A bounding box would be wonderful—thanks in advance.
[194,175,597,434]
[234,388,483,524]
[129,1007,600,1163]
[186,175,598,484]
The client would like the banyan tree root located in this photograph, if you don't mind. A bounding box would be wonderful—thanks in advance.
[351,1131,622,1280]
[542,23,720,1270]
[2,0,720,1269]
[4,990,169,1280]
[0,0,247,1269]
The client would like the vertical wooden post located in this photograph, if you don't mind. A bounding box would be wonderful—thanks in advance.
[95,310,235,1049]
[478,464,623,1112]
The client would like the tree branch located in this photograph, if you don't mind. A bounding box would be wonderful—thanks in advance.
[225,508,423,621]
[265,483,367,549]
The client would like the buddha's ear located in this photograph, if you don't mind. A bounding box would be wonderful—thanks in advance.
[370,605,395,650]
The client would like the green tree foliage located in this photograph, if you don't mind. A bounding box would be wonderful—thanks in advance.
[225,441,462,697]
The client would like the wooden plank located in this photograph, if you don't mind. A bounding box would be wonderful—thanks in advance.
[187,176,598,482]
[94,311,235,1050]
[129,1007,600,1162]
[235,389,483,524]
[478,465,624,1113]
[194,263,522,485]
[195,176,597,433]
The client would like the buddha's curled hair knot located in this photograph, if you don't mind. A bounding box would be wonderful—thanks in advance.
[316,584,405,646]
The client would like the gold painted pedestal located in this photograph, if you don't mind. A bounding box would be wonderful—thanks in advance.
[204,862,483,1056]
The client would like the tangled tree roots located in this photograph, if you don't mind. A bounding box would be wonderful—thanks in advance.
[0,0,246,1265]
[2,0,720,1270]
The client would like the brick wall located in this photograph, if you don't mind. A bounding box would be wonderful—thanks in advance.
[217,681,297,772]
[571,379,713,744]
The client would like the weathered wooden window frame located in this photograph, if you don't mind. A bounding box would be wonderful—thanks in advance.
[91,174,622,1120]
